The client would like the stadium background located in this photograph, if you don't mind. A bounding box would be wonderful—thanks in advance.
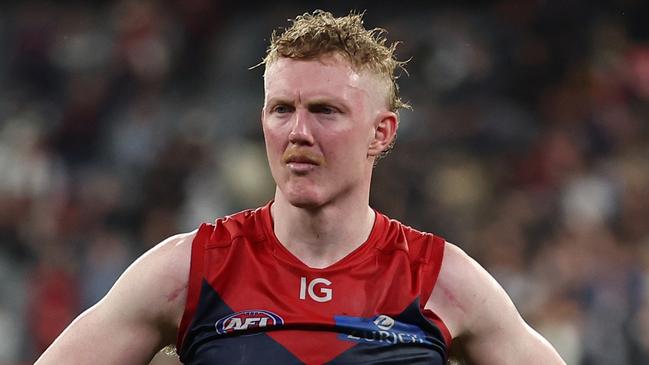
[0,1,648,364]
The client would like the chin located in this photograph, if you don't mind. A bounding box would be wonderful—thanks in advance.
[281,184,327,210]
[285,194,324,210]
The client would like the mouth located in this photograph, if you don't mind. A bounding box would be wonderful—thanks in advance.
[286,156,319,165]
[286,161,317,174]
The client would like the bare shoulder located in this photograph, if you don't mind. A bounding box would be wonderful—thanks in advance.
[426,241,494,337]
[427,242,565,364]
[128,230,196,324]
[35,230,196,365]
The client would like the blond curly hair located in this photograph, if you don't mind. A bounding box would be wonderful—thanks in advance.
[262,10,410,113]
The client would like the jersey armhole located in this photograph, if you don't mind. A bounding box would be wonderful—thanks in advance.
[421,235,453,348]
[176,223,211,352]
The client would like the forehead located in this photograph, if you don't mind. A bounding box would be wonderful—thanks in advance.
[263,55,386,104]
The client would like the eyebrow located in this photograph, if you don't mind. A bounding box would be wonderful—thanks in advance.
[306,99,348,113]
[265,97,293,106]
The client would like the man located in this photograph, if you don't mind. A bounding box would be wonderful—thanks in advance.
[36,10,565,365]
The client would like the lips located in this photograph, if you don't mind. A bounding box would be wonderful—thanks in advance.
[281,149,325,173]
[285,156,319,165]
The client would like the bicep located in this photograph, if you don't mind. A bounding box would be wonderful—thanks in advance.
[461,303,564,364]
[430,243,564,365]
[35,298,165,365]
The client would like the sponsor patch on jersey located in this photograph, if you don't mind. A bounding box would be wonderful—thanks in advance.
[335,314,433,346]
[215,310,284,335]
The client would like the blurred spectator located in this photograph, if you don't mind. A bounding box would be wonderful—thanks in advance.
[79,228,131,309]
[26,242,79,358]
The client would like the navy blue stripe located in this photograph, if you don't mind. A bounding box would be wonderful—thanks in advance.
[179,280,304,365]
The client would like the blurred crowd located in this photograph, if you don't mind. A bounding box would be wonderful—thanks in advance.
[0,1,648,364]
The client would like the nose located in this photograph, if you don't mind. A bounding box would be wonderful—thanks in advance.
[288,108,315,145]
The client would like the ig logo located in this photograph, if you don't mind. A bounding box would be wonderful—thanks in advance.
[299,277,332,303]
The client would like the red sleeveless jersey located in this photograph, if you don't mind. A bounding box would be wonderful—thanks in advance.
[177,202,451,364]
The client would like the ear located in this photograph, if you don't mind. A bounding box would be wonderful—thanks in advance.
[368,112,398,157]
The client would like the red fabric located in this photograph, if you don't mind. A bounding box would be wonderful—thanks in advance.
[176,223,208,350]
[177,202,451,362]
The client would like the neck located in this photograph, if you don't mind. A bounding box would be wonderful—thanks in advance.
[271,189,376,269]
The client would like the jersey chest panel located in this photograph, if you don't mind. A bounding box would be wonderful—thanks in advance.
[178,205,449,365]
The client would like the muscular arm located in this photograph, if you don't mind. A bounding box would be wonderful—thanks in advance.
[35,232,194,365]
[427,242,565,365]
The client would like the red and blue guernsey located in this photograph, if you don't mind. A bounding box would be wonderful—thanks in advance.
[177,202,452,364]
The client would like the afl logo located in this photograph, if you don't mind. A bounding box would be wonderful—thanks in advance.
[215,310,284,335]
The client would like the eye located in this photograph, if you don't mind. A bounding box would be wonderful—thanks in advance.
[310,104,339,114]
[272,104,293,114]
